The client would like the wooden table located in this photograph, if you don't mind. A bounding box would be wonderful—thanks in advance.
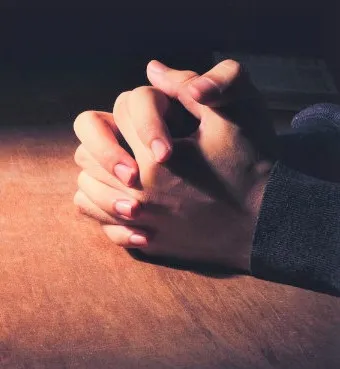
[1,67,340,368]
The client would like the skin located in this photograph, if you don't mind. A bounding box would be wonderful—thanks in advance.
[73,60,276,272]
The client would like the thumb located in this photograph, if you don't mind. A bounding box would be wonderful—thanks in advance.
[186,59,259,108]
[186,60,277,159]
[147,59,258,113]
[146,60,203,119]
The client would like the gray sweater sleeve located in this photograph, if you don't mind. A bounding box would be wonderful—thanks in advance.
[251,161,340,296]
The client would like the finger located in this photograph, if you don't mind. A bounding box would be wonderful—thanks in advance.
[129,87,174,163]
[101,224,149,248]
[74,190,150,248]
[113,88,173,163]
[73,110,138,186]
[146,60,202,119]
[74,143,99,169]
[74,189,119,225]
[186,59,258,107]
[74,144,129,191]
[74,189,141,227]
[77,170,141,220]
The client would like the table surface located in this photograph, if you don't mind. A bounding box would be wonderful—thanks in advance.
[1,69,340,369]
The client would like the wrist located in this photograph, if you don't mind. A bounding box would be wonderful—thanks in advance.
[241,160,273,272]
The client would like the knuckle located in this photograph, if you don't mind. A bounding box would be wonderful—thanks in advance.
[134,122,164,150]
[134,191,147,205]
[131,86,165,107]
[77,170,88,189]
[110,219,129,228]
[73,110,99,133]
[220,59,242,79]
[178,74,200,100]
[170,70,198,95]
[113,91,130,113]
[132,85,155,97]
[101,147,121,172]
[74,144,85,167]
[77,205,90,217]
[73,190,84,208]
[130,88,169,140]
[134,121,151,141]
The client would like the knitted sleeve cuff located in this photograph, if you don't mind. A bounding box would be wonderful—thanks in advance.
[251,161,340,296]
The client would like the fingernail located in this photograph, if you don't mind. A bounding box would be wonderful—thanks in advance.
[188,77,220,101]
[115,200,134,218]
[129,234,148,247]
[114,163,134,185]
[151,139,171,163]
[148,60,169,74]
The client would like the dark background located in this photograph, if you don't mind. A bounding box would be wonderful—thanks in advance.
[0,1,338,126]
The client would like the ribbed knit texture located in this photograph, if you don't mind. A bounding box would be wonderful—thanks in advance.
[251,104,340,296]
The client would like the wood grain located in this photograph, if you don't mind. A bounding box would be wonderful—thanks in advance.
[1,125,340,369]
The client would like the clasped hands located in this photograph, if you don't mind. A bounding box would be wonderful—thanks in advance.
[73,59,276,272]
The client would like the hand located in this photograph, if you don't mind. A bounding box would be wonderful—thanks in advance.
[73,60,276,271]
